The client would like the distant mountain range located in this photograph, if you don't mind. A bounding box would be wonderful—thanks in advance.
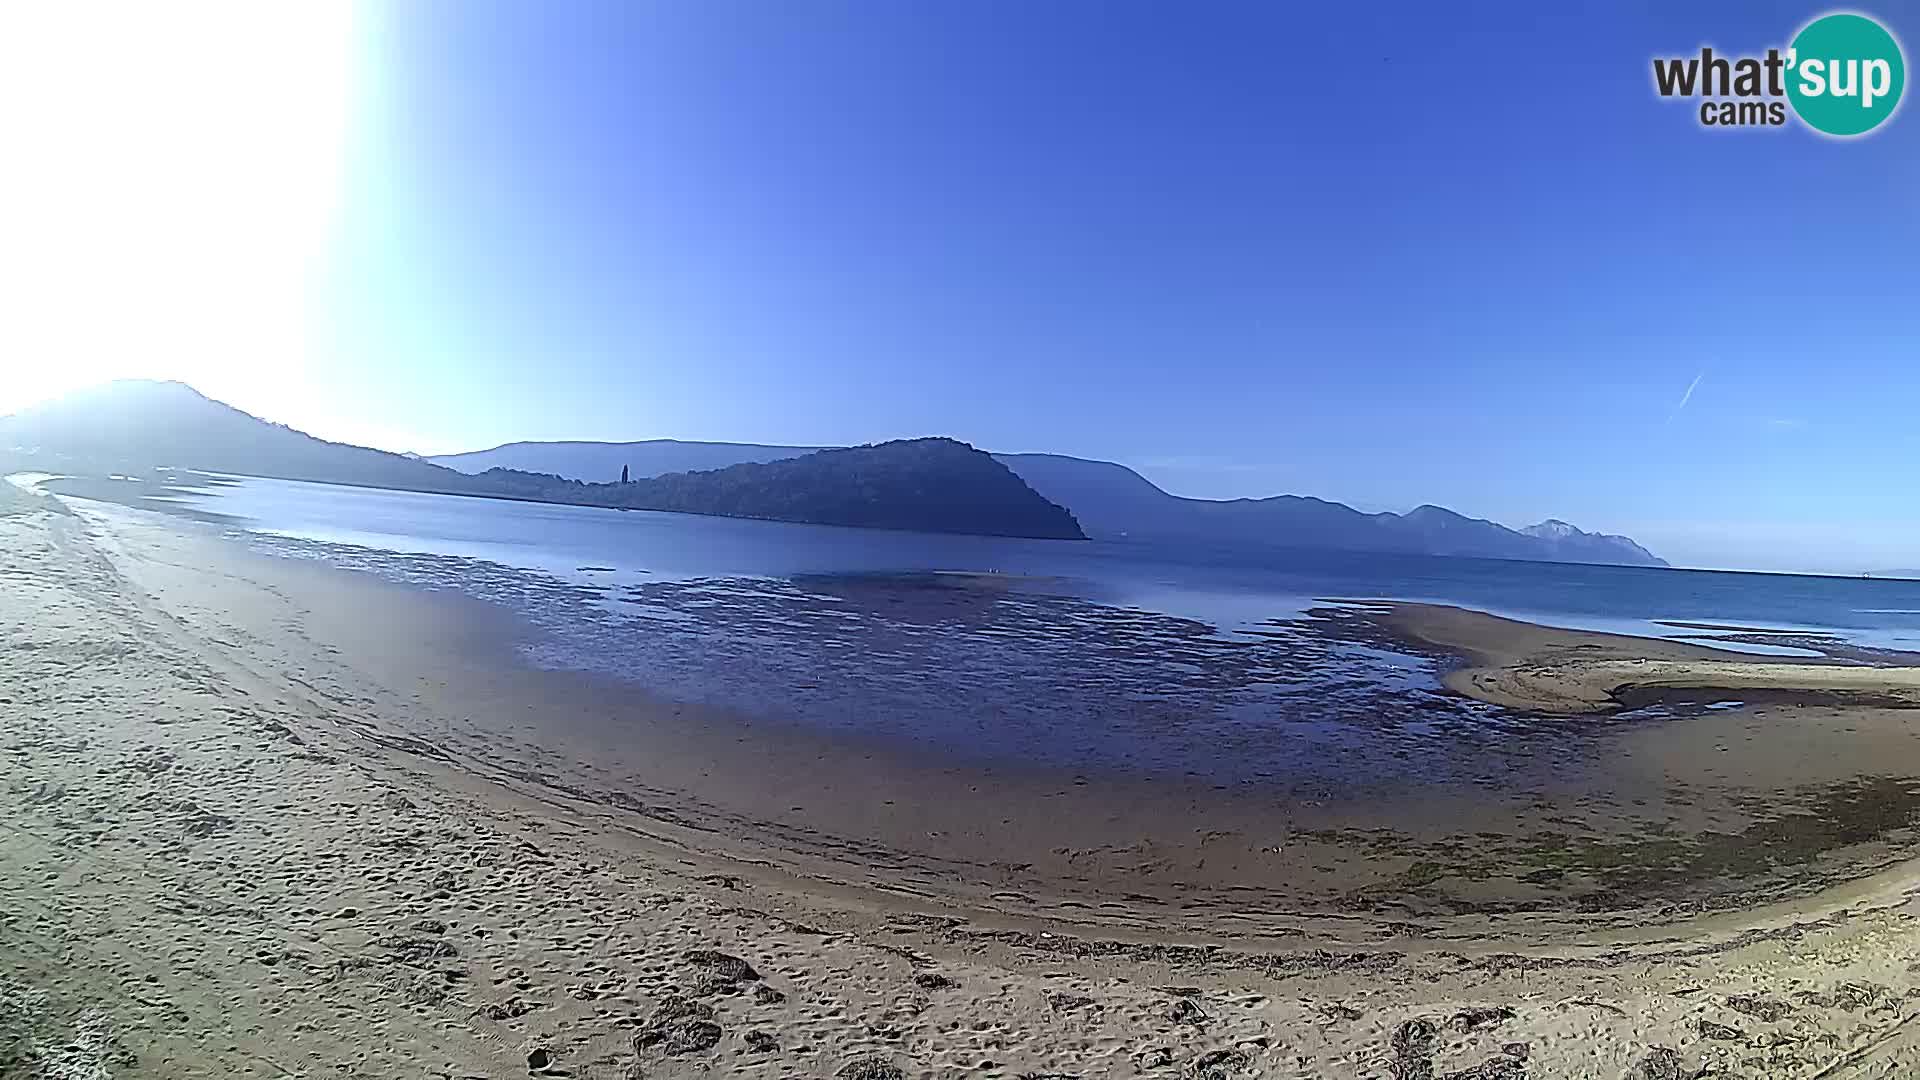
[435,439,1667,566]
[9,380,473,492]
[0,382,1082,540]
[433,439,822,479]
[1,381,1663,563]
[471,439,1083,539]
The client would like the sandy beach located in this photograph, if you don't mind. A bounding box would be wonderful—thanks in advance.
[10,492,1920,1078]
[1382,603,1920,714]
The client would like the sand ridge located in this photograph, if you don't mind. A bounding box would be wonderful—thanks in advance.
[1378,603,1920,714]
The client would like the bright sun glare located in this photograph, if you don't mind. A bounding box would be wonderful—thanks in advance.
[0,2,358,416]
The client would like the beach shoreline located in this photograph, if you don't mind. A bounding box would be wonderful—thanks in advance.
[10,495,1920,1076]
[25,490,1920,929]
[1375,601,1920,714]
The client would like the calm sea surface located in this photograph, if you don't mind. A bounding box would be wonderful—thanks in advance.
[166,476,1920,791]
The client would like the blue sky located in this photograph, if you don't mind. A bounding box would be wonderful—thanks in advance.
[11,2,1918,571]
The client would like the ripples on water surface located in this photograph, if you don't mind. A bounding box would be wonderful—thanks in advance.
[159,475,1920,791]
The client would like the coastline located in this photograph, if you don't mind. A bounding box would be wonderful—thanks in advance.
[9,497,1920,1076]
[1378,602,1920,713]
[34,466,1094,542]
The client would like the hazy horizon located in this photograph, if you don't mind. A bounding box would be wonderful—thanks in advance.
[0,375,1903,579]
[4,3,1916,574]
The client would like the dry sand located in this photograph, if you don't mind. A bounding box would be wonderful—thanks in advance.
[9,495,1920,1078]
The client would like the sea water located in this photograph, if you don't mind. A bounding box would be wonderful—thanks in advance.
[164,474,1920,790]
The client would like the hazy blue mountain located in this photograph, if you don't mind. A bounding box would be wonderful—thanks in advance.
[0,382,1083,540]
[995,452,1668,566]
[424,439,1668,566]
[428,440,1674,568]
[476,439,1084,539]
[6,382,1662,561]
[1522,518,1666,567]
[989,451,1174,530]
[435,440,1662,567]
[0,380,477,493]
[432,440,819,481]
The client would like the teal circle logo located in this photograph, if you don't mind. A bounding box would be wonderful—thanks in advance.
[1787,13,1906,136]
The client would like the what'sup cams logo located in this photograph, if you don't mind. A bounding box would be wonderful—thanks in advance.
[1653,11,1905,136]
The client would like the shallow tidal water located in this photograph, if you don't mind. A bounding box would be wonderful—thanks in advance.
[45,472,1920,917]
[131,474,1920,790]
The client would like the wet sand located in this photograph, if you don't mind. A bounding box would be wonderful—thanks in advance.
[1381,602,1920,713]
[10,494,1920,1076]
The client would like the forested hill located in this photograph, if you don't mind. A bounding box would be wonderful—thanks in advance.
[475,438,1087,539]
[4,381,1665,559]
[438,441,1668,566]
[0,382,1086,540]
